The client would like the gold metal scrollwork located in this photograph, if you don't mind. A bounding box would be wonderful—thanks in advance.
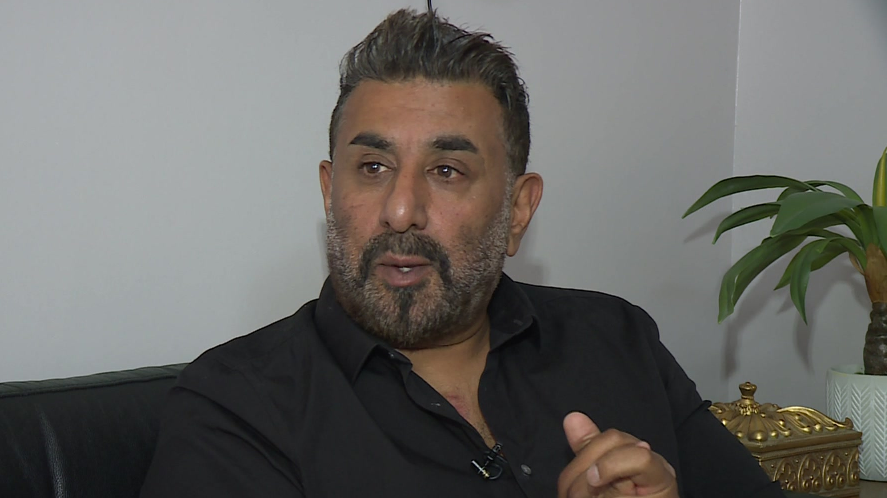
[848,449,860,486]
[710,382,854,443]
[797,455,823,493]
[778,406,854,434]
[712,382,862,496]
[773,458,797,491]
[822,451,846,490]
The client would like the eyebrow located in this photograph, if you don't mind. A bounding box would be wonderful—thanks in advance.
[347,132,479,155]
[432,135,479,154]
[349,132,394,151]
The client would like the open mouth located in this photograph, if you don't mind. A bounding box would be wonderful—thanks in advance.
[374,255,434,287]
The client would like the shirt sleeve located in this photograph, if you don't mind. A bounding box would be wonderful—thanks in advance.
[637,307,786,498]
[140,357,303,498]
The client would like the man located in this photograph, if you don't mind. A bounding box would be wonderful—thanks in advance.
[141,9,785,498]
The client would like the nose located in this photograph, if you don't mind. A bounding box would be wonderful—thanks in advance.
[379,167,429,233]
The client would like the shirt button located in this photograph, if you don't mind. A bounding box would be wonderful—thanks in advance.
[387,352,396,360]
[520,464,532,476]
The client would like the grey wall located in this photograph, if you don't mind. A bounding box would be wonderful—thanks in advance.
[726,0,887,409]
[3,0,882,411]
[497,1,740,402]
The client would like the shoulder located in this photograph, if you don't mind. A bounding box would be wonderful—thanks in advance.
[176,300,322,390]
[206,301,318,364]
[516,281,654,329]
[510,280,663,359]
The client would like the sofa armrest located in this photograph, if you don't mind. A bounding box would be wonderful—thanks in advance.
[0,364,186,498]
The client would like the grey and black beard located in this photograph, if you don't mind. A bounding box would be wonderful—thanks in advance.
[325,189,512,349]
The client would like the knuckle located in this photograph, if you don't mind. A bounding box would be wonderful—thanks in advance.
[637,448,655,466]
[600,428,623,441]
[599,428,634,447]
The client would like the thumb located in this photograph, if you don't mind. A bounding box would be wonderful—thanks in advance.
[563,411,600,454]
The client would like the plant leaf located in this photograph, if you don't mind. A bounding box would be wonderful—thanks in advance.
[786,228,844,239]
[850,251,865,274]
[831,236,868,268]
[771,192,865,236]
[777,180,861,202]
[808,180,863,202]
[874,146,887,207]
[783,214,846,234]
[833,210,867,244]
[790,239,832,323]
[712,203,780,243]
[874,206,887,254]
[775,237,858,289]
[718,234,807,322]
[811,245,849,271]
[788,229,865,266]
[856,205,878,247]
[777,186,808,202]
[730,234,809,313]
[684,176,815,218]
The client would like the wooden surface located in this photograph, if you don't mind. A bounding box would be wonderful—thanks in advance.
[862,480,887,498]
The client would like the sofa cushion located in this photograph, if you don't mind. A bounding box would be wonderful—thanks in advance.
[2,364,808,498]
[0,365,185,498]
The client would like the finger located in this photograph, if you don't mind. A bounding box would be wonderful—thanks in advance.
[563,412,601,454]
[588,465,637,492]
[565,471,635,498]
[582,447,653,497]
[558,428,644,498]
[594,444,677,494]
[586,467,637,496]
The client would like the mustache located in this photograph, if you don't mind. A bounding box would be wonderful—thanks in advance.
[358,231,452,286]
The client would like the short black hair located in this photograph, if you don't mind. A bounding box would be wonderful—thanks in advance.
[329,9,530,177]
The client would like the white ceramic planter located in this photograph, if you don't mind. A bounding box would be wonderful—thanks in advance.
[826,364,887,481]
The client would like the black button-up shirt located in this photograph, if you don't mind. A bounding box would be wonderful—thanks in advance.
[141,275,784,497]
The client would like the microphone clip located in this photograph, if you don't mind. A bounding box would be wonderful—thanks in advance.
[471,442,504,480]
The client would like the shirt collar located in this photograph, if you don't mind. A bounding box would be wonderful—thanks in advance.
[487,274,540,351]
[314,273,540,384]
[314,279,389,383]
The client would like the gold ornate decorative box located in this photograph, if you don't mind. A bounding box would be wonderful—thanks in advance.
[710,382,862,497]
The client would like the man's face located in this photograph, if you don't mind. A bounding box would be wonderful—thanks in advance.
[321,79,514,349]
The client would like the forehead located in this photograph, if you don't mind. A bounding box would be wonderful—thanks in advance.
[336,79,506,153]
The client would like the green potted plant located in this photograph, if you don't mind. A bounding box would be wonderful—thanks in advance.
[683,146,887,480]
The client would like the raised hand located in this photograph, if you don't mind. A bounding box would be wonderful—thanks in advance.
[557,412,678,498]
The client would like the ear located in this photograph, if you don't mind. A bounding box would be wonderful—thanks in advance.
[319,160,333,215]
[506,172,543,256]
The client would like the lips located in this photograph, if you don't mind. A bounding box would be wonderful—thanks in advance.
[375,254,433,287]
[356,232,452,288]
[376,254,431,268]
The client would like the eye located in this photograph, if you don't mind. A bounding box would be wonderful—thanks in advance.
[433,165,461,179]
[360,162,389,175]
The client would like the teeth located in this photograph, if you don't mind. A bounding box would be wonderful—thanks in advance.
[398,267,412,273]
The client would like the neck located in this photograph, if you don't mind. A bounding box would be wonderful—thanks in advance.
[398,314,491,384]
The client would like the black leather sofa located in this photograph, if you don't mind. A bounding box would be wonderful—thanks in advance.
[0,365,185,498]
[0,365,810,498]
